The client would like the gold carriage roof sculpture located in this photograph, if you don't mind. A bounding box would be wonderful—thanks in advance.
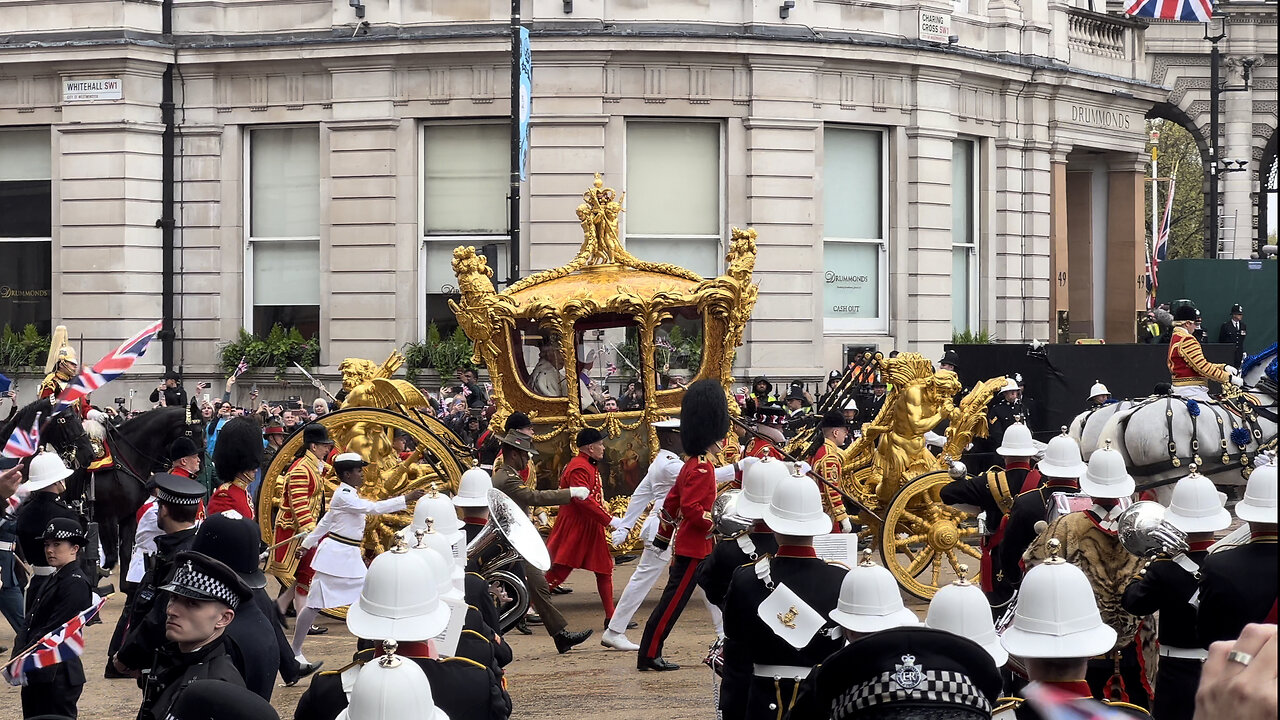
[449,173,760,456]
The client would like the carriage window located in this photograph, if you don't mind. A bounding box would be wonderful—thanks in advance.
[653,307,705,392]
[512,318,641,413]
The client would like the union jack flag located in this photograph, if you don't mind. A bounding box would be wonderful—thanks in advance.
[3,595,108,686]
[605,362,618,377]
[55,321,163,415]
[232,355,249,379]
[1147,173,1176,307]
[2,412,41,460]
[1125,0,1212,21]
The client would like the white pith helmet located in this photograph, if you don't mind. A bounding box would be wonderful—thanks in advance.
[996,422,1038,458]
[1079,440,1135,499]
[999,539,1117,659]
[1163,467,1231,533]
[336,646,450,720]
[1236,456,1277,524]
[452,467,493,508]
[407,524,465,601]
[400,489,464,543]
[828,551,920,633]
[736,457,791,521]
[925,565,1008,666]
[1088,381,1110,400]
[763,467,832,537]
[23,452,73,492]
[1000,378,1019,394]
[1037,427,1088,479]
[347,544,450,642]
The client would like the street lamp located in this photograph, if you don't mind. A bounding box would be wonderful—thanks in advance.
[1203,16,1253,258]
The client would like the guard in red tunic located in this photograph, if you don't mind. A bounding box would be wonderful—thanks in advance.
[208,417,261,519]
[637,379,730,671]
[807,410,853,533]
[545,427,621,622]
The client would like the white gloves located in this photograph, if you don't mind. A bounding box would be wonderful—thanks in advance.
[795,461,812,476]
[1230,374,1245,387]
[1224,366,1239,376]
[569,486,589,501]
[608,516,624,530]
[739,457,761,475]
[86,408,106,423]
[839,518,853,534]
[610,527,630,546]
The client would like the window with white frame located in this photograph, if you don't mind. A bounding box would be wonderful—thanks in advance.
[624,121,722,277]
[951,139,978,334]
[0,127,53,336]
[421,123,509,334]
[822,127,888,333]
[247,126,321,340]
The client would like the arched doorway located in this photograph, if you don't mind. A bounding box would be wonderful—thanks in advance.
[1144,104,1209,260]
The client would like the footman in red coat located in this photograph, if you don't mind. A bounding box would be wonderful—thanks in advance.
[545,426,622,622]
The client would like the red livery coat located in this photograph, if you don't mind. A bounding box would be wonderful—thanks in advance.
[208,480,254,519]
[545,452,614,574]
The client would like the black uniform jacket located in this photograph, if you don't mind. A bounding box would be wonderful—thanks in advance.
[14,491,78,577]
[999,482,1073,589]
[1121,548,1209,649]
[1197,535,1278,647]
[223,587,282,699]
[117,526,199,670]
[14,561,92,686]
[138,638,246,720]
[697,530,778,609]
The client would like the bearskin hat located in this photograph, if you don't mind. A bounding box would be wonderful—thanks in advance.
[213,417,264,483]
[820,410,847,429]
[680,379,730,457]
[1172,300,1198,323]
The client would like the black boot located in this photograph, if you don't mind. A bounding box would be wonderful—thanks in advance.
[638,656,680,671]
[553,628,593,654]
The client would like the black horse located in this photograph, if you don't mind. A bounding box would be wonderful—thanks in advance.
[65,407,205,572]
[0,398,94,479]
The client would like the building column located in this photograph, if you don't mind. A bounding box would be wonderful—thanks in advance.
[1222,72,1255,258]
[1105,154,1146,343]
[1048,149,1070,342]
[1065,164,1094,339]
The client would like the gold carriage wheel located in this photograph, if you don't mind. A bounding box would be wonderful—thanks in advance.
[878,469,984,600]
[257,407,472,607]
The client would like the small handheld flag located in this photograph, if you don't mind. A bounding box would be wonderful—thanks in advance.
[233,356,249,379]
[55,321,163,414]
[3,595,109,686]
[2,412,41,460]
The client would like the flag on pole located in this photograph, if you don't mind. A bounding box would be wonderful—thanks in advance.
[1125,0,1212,21]
[2,412,41,460]
[232,356,249,379]
[1150,172,1176,300]
[605,362,618,378]
[55,321,163,414]
[3,595,108,686]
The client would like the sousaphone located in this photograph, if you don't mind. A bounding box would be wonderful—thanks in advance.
[467,487,552,632]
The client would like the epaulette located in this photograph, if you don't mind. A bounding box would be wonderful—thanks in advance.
[1103,700,1152,716]
[440,655,487,670]
[465,571,486,581]
[461,628,490,643]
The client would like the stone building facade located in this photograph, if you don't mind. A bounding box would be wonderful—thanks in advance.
[0,0,1270,398]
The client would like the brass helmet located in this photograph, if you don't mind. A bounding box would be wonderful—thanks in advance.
[44,325,78,379]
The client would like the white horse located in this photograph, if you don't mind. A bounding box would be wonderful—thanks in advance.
[1070,347,1277,498]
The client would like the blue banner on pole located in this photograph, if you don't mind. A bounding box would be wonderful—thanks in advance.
[518,26,532,181]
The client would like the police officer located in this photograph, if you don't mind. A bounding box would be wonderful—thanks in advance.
[137,551,253,720]
[16,517,93,719]
[1122,468,1229,720]
[113,472,207,675]
[14,452,78,608]
[1217,303,1248,368]
[721,475,849,719]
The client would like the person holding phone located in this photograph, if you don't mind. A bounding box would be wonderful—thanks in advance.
[150,370,188,408]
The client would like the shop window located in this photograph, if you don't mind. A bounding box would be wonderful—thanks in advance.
[247,126,321,340]
[422,123,508,334]
[0,127,52,335]
[624,121,722,277]
[823,127,888,333]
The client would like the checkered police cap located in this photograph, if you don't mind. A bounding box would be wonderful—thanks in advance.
[832,668,991,717]
[161,554,247,609]
[152,472,206,506]
[41,517,87,543]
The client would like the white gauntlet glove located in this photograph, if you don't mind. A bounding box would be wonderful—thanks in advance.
[839,518,853,534]
[610,527,630,546]
[1224,366,1239,376]
[569,486,589,501]
[608,516,624,530]
[1230,374,1245,387]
